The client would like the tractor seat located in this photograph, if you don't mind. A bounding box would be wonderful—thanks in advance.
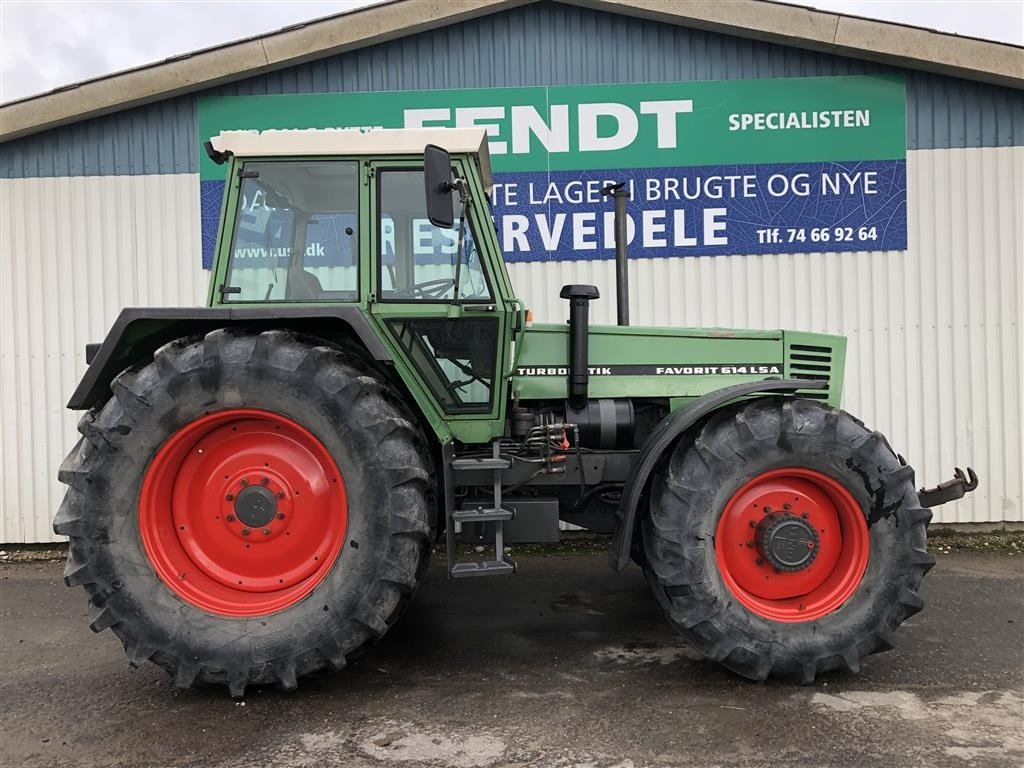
[285,266,323,300]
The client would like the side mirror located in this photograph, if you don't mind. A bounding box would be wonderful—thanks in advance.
[424,144,454,228]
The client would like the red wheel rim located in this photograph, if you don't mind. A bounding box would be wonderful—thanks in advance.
[139,409,347,617]
[714,468,869,622]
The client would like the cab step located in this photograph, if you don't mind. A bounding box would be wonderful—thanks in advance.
[446,442,518,580]
[449,558,517,579]
[451,507,514,523]
[450,456,511,472]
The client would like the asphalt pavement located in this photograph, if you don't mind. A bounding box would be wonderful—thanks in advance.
[1,551,1022,768]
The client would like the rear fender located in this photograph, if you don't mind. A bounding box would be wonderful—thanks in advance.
[610,378,827,571]
[68,307,390,410]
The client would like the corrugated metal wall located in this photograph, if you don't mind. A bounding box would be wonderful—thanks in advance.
[0,174,207,542]
[3,0,1022,179]
[1,146,1019,541]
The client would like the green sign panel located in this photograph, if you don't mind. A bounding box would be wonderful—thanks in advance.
[199,75,904,177]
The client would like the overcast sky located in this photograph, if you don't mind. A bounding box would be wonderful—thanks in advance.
[2,0,1021,104]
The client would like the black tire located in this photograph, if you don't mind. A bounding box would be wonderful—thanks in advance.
[641,397,934,683]
[55,328,435,696]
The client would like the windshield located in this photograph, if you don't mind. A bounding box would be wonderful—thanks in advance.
[223,160,359,302]
[378,169,492,302]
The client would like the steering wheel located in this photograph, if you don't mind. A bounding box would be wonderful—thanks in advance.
[390,278,456,300]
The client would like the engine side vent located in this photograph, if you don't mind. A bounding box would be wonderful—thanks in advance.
[787,343,832,400]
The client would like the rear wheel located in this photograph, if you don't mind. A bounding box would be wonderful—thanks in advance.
[641,397,934,682]
[55,328,435,696]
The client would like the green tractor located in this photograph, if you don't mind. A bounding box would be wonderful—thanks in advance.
[56,127,977,696]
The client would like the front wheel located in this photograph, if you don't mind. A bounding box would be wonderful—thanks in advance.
[641,397,934,683]
[55,329,435,696]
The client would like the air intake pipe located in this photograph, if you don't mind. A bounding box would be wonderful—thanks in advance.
[559,284,600,411]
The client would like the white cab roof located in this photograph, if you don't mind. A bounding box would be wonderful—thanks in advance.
[209,127,494,191]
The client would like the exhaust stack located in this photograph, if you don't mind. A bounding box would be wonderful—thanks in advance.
[602,182,631,326]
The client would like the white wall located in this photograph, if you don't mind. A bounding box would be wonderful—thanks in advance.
[1,174,208,542]
[1,146,1020,542]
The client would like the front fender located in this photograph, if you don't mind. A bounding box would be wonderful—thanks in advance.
[610,378,827,572]
[67,307,390,410]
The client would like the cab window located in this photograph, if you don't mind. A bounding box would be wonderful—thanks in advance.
[223,160,359,302]
[377,169,492,302]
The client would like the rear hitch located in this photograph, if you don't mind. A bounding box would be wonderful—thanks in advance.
[918,467,979,508]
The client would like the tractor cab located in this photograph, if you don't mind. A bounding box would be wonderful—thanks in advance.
[206,128,521,441]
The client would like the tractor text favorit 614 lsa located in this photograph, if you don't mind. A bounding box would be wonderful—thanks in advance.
[56,128,977,696]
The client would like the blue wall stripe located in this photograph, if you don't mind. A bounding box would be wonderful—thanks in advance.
[2,1,1022,179]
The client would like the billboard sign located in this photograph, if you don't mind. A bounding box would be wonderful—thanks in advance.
[197,75,906,268]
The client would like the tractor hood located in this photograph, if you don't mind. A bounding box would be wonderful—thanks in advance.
[511,324,845,406]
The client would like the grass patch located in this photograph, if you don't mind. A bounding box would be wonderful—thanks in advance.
[5,530,1020,565]
[0,543,67,563]
[927,528,1023,555]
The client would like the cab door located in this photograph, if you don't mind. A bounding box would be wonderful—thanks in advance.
[367,157,514,444]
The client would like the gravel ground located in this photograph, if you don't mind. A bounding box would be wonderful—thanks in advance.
[1,550,1022,768]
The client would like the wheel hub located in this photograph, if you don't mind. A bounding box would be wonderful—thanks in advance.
[755,513,819,572]
[233,484,278,528]
[714,468,870,622]
[139,409,348,617]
